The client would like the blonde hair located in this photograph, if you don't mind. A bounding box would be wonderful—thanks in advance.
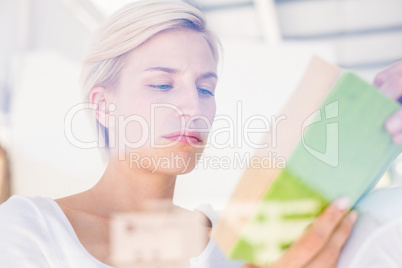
[81,0,220,149]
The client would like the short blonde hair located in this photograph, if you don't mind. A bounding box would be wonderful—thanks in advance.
[81,0,220,148]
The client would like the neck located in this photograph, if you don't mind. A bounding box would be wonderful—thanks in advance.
[88,156,177,214]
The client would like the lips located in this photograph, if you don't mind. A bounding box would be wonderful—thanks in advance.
[163,130,202,144]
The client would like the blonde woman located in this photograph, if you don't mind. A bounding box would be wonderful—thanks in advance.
[1,1,401,267]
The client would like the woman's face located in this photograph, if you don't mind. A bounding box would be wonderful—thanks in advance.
[107,28,217,175]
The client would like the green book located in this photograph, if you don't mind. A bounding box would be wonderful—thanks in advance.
[212,58,402,265]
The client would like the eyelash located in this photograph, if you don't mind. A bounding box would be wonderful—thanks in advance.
[149,84,173,91]
[198,88,214,97]
[149,84,214,97]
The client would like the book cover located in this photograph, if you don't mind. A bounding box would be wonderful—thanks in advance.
[211,57,402,265]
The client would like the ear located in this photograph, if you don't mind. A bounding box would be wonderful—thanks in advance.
[89,86,111,128]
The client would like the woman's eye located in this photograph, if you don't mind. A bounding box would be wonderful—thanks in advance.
[150,84,173,91]
[198,88,214,97]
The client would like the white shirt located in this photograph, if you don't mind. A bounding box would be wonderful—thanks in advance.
[338,186,402,267]
[0,195,245,268]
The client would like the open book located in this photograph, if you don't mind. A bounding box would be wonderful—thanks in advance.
[211,57,402,265]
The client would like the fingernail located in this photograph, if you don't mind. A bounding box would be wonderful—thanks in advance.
[394,134,402,144]
[348,211,358,224]
[332,197,350,211]
[386,117,401,133]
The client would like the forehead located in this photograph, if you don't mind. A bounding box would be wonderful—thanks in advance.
[125,28,217,73]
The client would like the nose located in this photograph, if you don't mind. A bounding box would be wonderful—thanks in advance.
[177,85,202,118]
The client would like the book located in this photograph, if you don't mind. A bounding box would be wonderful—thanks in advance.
[211,57,402,265]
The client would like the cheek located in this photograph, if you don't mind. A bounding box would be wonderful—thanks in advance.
[109,98,155,143]
[114,94,153,120]
[203,101,216,125]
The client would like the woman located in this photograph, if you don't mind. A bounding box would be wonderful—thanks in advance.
[0,0,401,267]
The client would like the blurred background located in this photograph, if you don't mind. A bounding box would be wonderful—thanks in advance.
[0,0,402,209]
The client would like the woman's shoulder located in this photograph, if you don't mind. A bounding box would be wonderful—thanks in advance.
[0,195,65,267]
[1,194,49,205]
[0,195,51,219]
[0,194,62,238]
[190,204,245,268]
[0,195,54,221]
[0,194,73,243]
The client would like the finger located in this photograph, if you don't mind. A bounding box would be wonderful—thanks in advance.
[306,210,358,268]
[377,73,402,101]
[385,109,402,143]
[242,264,265,268]
[276,197,350,267]
[373,61,402,87]
[374,69,387,87]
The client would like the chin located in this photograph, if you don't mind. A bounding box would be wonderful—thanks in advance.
[153,151,199,175]
[155,165,196,175]
[124,147,203,175]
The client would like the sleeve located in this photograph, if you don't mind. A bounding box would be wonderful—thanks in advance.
[190,204,246,268]
[0,196,53,267]
[338,218,402,268]
[337,188,402,268]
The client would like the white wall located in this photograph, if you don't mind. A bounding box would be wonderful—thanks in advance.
[1,0,400,210]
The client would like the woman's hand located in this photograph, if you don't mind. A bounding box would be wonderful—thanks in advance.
[374,60,402,143]
[242,198,357,268]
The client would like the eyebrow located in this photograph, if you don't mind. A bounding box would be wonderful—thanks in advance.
[201,72,218,80]
[145,67,177,74]
[144,67,218,80]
